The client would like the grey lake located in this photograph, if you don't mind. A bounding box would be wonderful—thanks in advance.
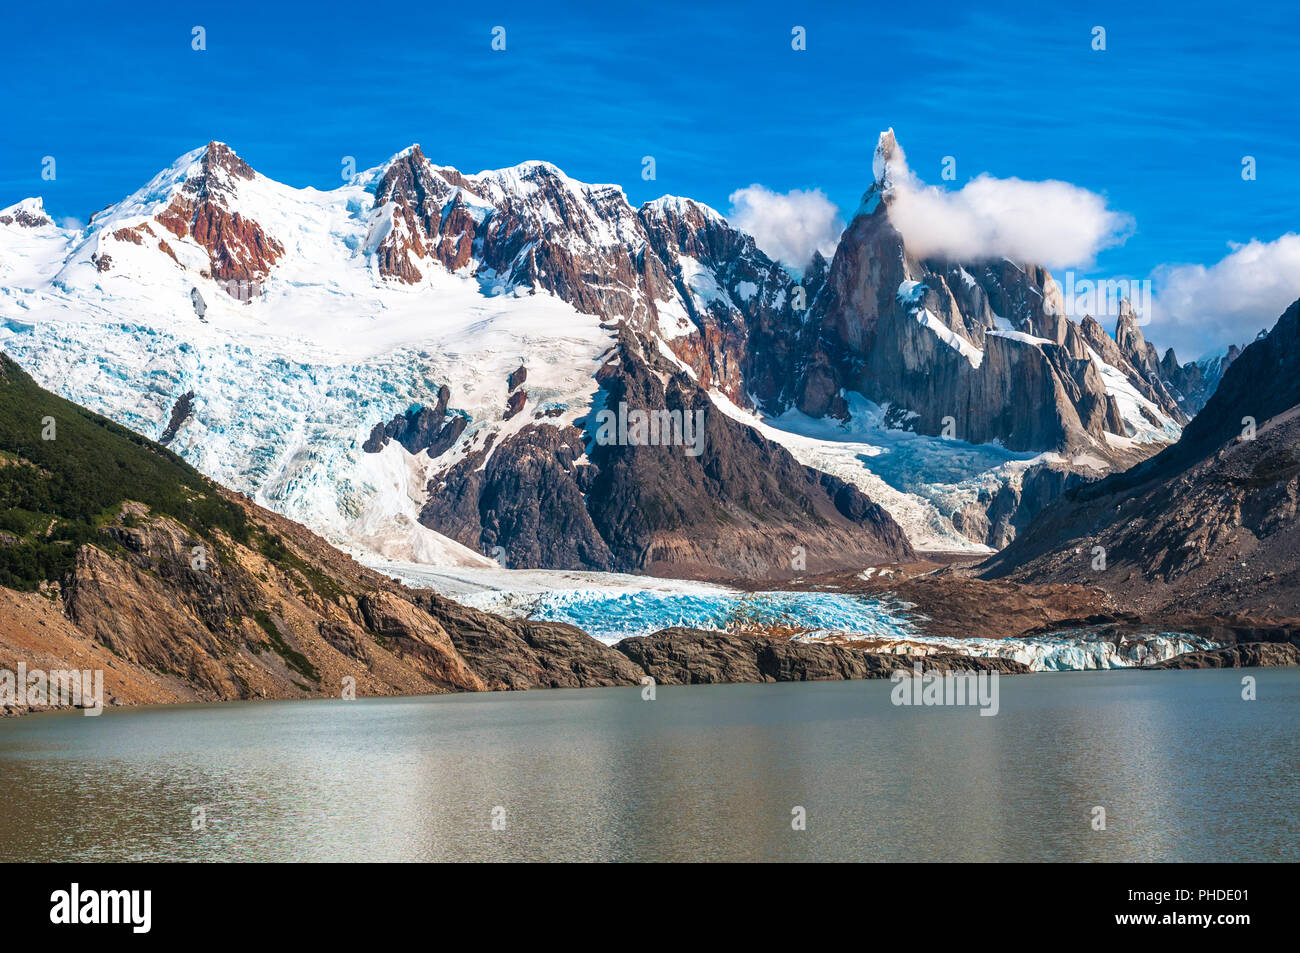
[1,668,1296,862]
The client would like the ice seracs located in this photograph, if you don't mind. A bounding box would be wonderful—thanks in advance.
[0,133,1198,567]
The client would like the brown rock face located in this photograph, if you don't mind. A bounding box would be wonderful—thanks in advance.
[503,388,527,420]
[356,591,487,691]
[112,227,143,244]
[983,298,1300,620]
[0,201,52,228]
[615,628,1030,685]
[418,326,914,578]
[154,141,284,283]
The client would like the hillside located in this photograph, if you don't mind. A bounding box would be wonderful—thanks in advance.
[981,299,1300,618]
[0,353,643,713]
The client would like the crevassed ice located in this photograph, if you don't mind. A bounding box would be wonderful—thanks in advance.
[799,627,1219,672]
[488,589,921,645]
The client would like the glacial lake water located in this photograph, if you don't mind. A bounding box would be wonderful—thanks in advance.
[1,668,1296,862]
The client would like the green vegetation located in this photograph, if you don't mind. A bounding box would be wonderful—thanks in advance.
[0,354,249,590]
[256,529,344,600]
[252,609,320,681]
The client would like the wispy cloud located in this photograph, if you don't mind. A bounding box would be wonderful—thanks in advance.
[1148,234,1300,360]
[727,185,844,270]
[881,138,1134,271]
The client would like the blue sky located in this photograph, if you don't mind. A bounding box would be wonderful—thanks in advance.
[2,0,1296,357]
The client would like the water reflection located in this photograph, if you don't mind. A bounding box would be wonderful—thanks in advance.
[1,669,1296,862]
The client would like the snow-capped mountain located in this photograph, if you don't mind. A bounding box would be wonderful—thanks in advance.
[787,130,1184,456]
[0,134,1190,570]
[984,296,1300,618]
[1158,334,1264,417]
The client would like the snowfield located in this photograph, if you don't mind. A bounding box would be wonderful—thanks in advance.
[0,144,1175,584]
[1,156,615,570]
[708,389,1065,553]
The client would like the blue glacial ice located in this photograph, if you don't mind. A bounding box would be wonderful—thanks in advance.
[515,589,922,644]
[505,588,1217,671]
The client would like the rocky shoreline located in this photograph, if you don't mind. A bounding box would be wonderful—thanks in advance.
[613,627,1030,685]
[11,605,1298,719]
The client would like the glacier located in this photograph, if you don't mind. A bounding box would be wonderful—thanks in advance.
[363,557,1215,671]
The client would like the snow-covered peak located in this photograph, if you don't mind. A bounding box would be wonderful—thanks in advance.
[466,159,633,233]
[472,158,622,194]
[86,140,256,234]
[387,143,424,163]
[872,128,900,188]
[642,194,726,225]
[859,128,912,216]
[0,197,54,228]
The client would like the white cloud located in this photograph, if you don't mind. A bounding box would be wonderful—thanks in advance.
[1147,234,1300,361]
[58,216,84,231]
[726,185,844,270]
[881,140,1133,271]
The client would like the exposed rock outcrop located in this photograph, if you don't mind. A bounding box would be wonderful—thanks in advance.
[954,462,1099,548]
[1145,642,1300,669]
[615,627,1031,684]
[983,298,1300,618]
[159,390,196,445]
[0,198,53,228]
[790,130,1182,459]
[418,326,915,577]
[152,142,285,283]
[362,384,466,457]
[504,388,527,420]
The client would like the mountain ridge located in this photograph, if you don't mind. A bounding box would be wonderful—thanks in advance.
[980,297,1300,617]
[0,134,1214,569]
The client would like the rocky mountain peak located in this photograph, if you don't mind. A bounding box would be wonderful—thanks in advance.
[641,195,725,228]
[796,129,1187,460]
[195,141,255,189]
[0,197,53,228]
[119,140,283,286]
[1113,299,1161,377]
[861,128,906,215]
